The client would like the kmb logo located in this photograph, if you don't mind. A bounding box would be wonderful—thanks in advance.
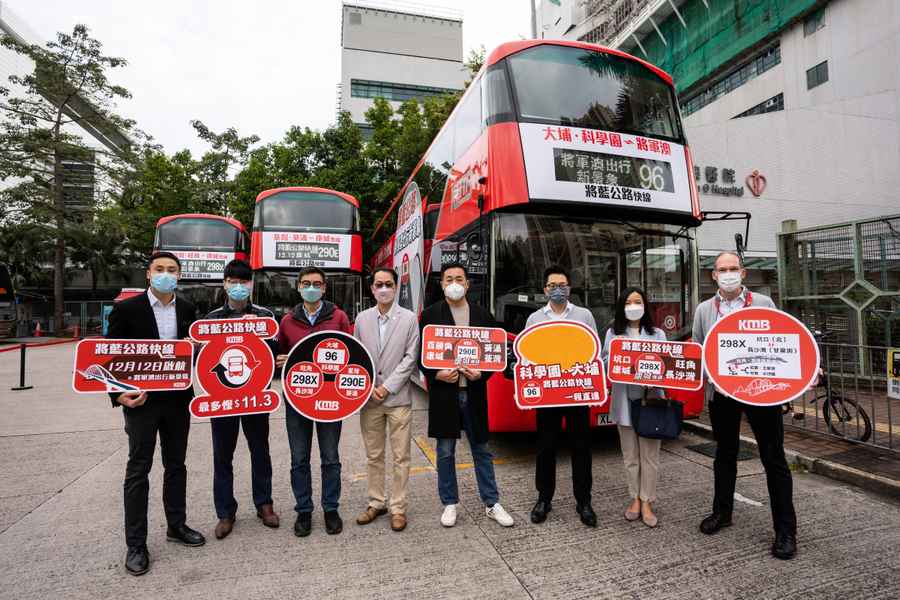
[746,170,767,197]
[739,319,771,331]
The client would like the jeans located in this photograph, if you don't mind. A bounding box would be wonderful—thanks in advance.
[710,392,797,534]
[436,390,499,507]
[211,414,273,519]
[285,407,342,513]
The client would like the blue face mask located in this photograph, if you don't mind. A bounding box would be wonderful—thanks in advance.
[226,283,251,302]
[548,285,569,305]
[150,273,178,294]
[300,287,323,303]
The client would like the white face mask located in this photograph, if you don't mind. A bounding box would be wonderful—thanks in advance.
[716,271,743,293]
[443,282,466,301]
[624,304,644,322]
[374,287,395,305]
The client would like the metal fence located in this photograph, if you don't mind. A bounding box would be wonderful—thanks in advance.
[21,300,112,336]
[778,215,900,451]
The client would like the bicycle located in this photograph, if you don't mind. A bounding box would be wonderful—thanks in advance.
[783,330,873,443]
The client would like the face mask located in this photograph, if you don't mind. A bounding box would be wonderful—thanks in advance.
[624,304,644,321]
[716,271,742,293]
[150,273,178,294]
[548,286,569,305]
[374,287,395,305]
[300,287,323,303]
[226,283,251,302]
[443,282,466,302]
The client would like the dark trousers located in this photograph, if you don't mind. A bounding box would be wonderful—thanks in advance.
[285,407,342,513]
[710,392,797,534]
[535,405,592,504]
[211,414,273,519]
[122,398,191,548]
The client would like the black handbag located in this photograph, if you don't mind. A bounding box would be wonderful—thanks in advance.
[630,389,683,440]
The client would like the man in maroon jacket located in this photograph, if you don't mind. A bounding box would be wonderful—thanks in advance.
[275,267,352,538]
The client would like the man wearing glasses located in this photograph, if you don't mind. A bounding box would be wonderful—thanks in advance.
[276,267,352,538]
[352,267,420,532]
[525,265,598,528]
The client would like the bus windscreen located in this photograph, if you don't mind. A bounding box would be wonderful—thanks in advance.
[259,192,356,232]
[507,44,682,141]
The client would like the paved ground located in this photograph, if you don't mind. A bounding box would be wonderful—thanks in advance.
[2,344,900,600]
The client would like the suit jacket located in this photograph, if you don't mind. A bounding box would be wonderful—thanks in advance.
[353,302,420,408]
[106,290,197,408]
[418,300,497,443]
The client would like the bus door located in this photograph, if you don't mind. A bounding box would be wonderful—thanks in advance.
[582,250,621,329]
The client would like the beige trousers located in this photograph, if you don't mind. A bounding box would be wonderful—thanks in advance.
[617,425,661,502]
[360,403,412,514]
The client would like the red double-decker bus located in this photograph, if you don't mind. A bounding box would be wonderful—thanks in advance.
[250,187,364,321]
[372,40,704,431]
[153,214,250,315]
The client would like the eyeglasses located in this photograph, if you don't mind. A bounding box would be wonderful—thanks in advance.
[545,283,569,290]
[299,281,324,289]
[373,281,395,289]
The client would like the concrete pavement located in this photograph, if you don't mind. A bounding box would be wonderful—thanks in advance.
[2,344,899,599]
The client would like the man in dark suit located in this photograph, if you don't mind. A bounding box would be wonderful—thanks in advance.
[107,252,206,576]
[418,262,514,529]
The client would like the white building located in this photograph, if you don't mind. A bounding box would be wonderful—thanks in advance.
[339,0,468,134]
[538,0,900,299]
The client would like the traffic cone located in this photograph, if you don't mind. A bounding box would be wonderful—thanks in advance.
[34,322,42,337]
[72,324,81,338]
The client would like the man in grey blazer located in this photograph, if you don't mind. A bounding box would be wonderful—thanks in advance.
[353,267,420,532]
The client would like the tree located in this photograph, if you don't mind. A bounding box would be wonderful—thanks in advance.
[190,120,259,215]
[0,25,141,329]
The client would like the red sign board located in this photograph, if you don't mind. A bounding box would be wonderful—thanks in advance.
[282,330,374,422]
[606,338,703,391]
[512,320,608,409]
[702,307,819,406]
[421,324,507,371]
[189,317,280,418]
[73,339,194,393]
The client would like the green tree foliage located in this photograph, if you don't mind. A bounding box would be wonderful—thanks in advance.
[0,25,143,325]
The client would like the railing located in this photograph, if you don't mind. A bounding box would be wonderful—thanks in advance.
[784,342,897,452]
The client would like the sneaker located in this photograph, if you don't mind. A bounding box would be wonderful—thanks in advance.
[486,503,514,527]
[440,504,458,527]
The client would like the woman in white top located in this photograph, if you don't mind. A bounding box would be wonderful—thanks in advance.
[601,287,667,528]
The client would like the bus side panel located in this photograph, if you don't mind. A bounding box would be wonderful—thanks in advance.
[485,122,530,212]
[350,234,363,272]
[250,231,263,270]
[487,374,536,432]
[669,387,704,418]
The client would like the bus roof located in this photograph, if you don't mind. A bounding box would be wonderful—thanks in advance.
[255,187,360,208]
[155,213,247,232]
[485,39,674,87]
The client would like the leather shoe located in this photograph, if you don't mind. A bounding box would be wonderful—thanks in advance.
[215,517,235,540]
[772,531,797,560]
[125,545,149,576]
[257,504,280,528]
[356,506,388,525]
[699,513,732,535]
[576,503,597,528]
[390,513,407,532]
[166,524,206,547]
[294,512,312,537]
[530,500,552,524]
[324,510,343,535]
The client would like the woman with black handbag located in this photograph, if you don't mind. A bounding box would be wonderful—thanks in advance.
[601,287,669,528]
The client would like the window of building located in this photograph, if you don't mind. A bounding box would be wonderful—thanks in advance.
[348,11,362,25]
[733,93,784,119]
[806,61,829,89]
[681,44,781,117]
[803,8,825,37]
[350,79,461,103]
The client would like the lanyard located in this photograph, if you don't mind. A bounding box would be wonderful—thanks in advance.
[714,290,752,317]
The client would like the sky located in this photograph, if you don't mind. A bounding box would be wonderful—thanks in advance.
[7,0,533,156]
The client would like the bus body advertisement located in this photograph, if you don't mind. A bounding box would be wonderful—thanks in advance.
[373,40,704,432]
[250,187,364,322]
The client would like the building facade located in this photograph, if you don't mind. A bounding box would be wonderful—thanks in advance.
[538,0,900,301]
[339,0,468,134]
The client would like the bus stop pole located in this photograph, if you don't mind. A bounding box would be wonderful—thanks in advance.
[10,344,33,391]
